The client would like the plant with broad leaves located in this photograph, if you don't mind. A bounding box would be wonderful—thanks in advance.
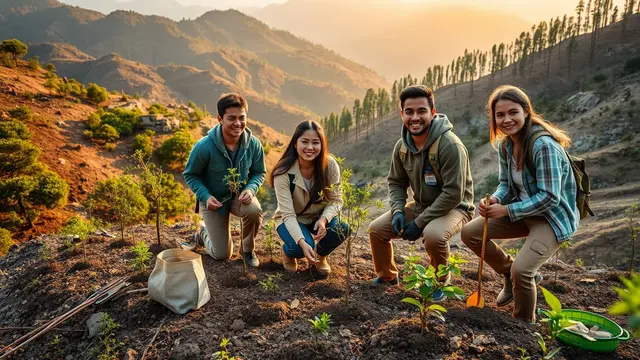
[308,312,332,344]
[258,273,282,293]
[518,347,531,360]
[213,337,236,360]
[608,273,640,337]
[535,332,562,359]
[401,254,466,334]
[539,286,572,339]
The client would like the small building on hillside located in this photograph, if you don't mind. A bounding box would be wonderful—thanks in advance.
[140,114,181,133]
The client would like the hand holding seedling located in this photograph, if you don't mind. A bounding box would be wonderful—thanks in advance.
[206,196,223,211]
[312,217,328,242]
[238,189,253,205]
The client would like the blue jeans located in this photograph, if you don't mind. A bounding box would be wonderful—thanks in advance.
[277,217,350,258]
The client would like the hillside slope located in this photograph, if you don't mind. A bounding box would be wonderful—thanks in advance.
[332,15,640,269]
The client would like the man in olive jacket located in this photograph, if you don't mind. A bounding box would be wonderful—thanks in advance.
[369,86,474,301]
[182,93,265,266]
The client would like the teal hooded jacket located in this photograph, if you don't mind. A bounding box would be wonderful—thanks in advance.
[183,124,266,214]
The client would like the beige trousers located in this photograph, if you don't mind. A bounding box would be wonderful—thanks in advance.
[368,203,471,281]
[200,197,263,260]
[461,216,561,322]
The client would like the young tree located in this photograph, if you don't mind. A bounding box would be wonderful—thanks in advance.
[159,130,195,170]
[0,39,28,67]
[60,216,96,260]
[352,99,362,143]
[132,132,153,160]
[87,83,108,104]
[339,106,353,143]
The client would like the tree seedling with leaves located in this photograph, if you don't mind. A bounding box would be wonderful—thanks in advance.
[517,347,531,360]
[92,313,122,360]
[263,219,278,262]
[535,332,562,360]
[609,273,640,337]
[401,254,466,334]
[59,216,96,261]
[539,286,572,339]
[213,337,236,360]
[329,157,383,306]
[258,273,282,293]
[308,312,332,344]
[130,241,152,271]
[224,167,248,275]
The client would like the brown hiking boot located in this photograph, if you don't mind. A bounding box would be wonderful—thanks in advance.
[315,255,331,277]
[281,249,297,272]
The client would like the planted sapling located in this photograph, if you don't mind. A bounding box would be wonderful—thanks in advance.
[213,337,236,360]
[263,219,277,262]
[258,273,282,293]
[308,312,332,344]
[224,167,248,275]
[535,332,562,360]
[130,241,152,271]
[401,254,466,333]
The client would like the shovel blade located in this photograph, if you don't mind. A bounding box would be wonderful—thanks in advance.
[466,292,484,308]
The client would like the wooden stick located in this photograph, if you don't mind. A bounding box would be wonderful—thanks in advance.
[140,316,168,360]
[0,327,84,333]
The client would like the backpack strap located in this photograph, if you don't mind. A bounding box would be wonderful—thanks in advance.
[399,142,408,162]
[428,135,443,185]
[525,130,552,176]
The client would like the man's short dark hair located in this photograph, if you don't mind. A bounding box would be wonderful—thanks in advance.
[400,85,435,110]
[217,93,248,117]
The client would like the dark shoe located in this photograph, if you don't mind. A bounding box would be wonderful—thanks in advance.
[370,276,399,286]
[243,251,260,268]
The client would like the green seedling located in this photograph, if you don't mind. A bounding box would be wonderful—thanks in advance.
[308,312,332,344]
[92,313,122,360]
[609,273,640,337]
[539,286,572,339]
[258,273,282,293]
[213,337,236,360]
[37,244,52,262]
[130,241,152,271]
[517,347,531,360]
[60,216,96,261]
[224,168,248,276]
[401,254,466,334]
[263,220,278,262]
[535,332,562,359]
[575,258,584,267]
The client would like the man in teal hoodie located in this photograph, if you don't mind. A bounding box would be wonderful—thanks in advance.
[182,93,266,266]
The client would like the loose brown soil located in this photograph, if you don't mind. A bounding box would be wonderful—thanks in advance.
[0,224,638,360]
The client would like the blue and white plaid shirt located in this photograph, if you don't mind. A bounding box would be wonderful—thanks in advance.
[493,133,579,242]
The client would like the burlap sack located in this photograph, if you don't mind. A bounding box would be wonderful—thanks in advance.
[148,249,210,314]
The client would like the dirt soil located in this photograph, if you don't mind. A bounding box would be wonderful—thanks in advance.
[0,224,638,360]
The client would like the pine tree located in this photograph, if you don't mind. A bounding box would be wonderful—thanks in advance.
[576,0,585,36]
[339,107,352,142]
[353,99,362,143]
[584,0,592,33]
[612,5,619,23]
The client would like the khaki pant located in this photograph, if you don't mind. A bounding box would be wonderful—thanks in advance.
[200,197,263,260]
[460,216,560,322]
[368,203,471,281]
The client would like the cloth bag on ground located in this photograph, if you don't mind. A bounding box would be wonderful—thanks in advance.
[148,249,210,314]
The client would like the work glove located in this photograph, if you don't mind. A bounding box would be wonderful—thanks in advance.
[392,211,404,236]
[402,221,423,241]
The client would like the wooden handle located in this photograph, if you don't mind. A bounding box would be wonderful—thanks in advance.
[477,194,491,297]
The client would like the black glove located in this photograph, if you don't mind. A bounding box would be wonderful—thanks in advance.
[392,211,404,236]
[402,221,423,241]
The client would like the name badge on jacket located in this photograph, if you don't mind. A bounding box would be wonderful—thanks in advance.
[424,166,438,186]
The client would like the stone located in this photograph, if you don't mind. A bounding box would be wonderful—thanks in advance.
[566,91,600,113]
[449,336,462,349]
[87,312,107,338]
[339,328,353,338]
[122,349,137,360]
[470,344,485,353]
[369,334,380,346]
[58,158,66,165]
[231,319,245,332]
[289,299,300,309]
[170,343,200,360]
[473,334,497,345]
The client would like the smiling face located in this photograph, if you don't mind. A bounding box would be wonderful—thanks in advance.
[401,97,436,136]
[295,129,322,162]
[494,99,528,138]
[218,107,246,142]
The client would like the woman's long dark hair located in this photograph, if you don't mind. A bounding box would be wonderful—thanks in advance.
[270,120,329,203]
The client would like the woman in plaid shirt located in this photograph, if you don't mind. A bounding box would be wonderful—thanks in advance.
[461,85,579,322]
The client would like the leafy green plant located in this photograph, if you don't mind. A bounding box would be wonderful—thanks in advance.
[330,157,383,305]
[539,286,572,339]
[401,254,466,333]
[87,83,108,104]
[258,273,282,293]
[60,216,96,260]
[130,241,152,271]
[263,219,277,262]
[308,313,332,344]
[224,167,248,275]
[609,273,640,337]
[8,105,32,122]
[92,313,122,360]
[47,334,65,359]
[158,130,195,170]
[535,332,562,359]
[212,337,236,360]
[0,228,13,256]
[626,203,639,275]
[518,347,531,360]
[575,258,584,267]
[37,243,52,262]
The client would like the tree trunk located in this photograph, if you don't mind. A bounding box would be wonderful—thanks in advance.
[18,197,33,228]
[120,221,125,242]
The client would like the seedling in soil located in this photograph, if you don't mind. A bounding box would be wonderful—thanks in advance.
[92,313,123,360]
[308,312,332,344]
[47,334,65,359]
[213,337,236,360]
[263,219,278,262]
[539,286,571,339]
[224,167,248,276]
[574,258,584,267]
[130,241,152,271]
[535,332,562,359]
[625,203,639,275]
[37,244,52,262]
[401,254,466,334]
[329,157,383,306]
[258,273,282,293]
[517,347,531,360]
[609,273,640,337]
[60,215,96,261]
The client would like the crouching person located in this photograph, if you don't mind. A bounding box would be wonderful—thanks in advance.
[271,120,350,277]
[182,93,265,266]
[461,85,579,323]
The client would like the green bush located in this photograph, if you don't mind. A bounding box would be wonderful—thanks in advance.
[159,130,195,170]
[8,105,32,121]
[593,73,608,83]
[0,228,12,256]
[0,211,24,229]
[87,112,101,130]
[45,63,56,73]
[28,56,40,70]
[624,56,640,74]
[86,83,108,104]
[93,124,119,142]
[105,143,116,152]
[97,108,140,136]
[27,170,69,210]
[83,130,93,139]
[148,103,168,115]
[0,119,31,140]
[132,134,153,160]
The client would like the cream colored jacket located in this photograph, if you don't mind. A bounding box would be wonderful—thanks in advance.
[272,157,342,242]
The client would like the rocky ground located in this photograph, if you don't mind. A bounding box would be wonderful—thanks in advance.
[0,223,638,360]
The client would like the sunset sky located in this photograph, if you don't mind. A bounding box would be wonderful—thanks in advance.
[176,0,627,23]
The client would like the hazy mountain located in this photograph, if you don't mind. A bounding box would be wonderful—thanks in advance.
[245,0,532,79]
[59,0,214,20]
